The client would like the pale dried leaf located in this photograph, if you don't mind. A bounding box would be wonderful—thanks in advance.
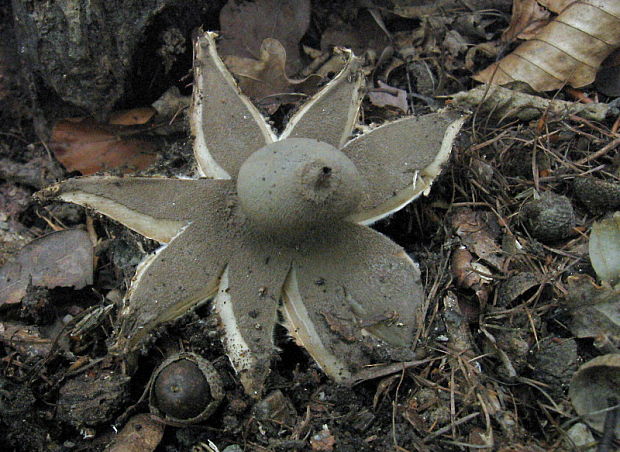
[589,212,620,285]
[502,0,551,41]
[310,426,336,451]
[566,275,620,352]
[538,0,577,13]
[451,247,493,304]
[474,1,620,90]
[451,208,505,269]
[368,81,408,113]
[0,229,93,305]
[219,0,311,74]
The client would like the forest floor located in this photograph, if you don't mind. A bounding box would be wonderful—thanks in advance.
[1,1,619,451]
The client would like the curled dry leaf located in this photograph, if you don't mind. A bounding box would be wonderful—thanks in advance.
[498,272,541,306]
[50,119,158,175]
[151,86,190,120]
[368,81,409,113]
[104,414,165,452]
[451,208,505,269]
[0,229,93,305]
[565,274,620,353]
[569,354,620,436]
[451,247,493,304]
[502,0,551,41]
[218,0,311,74]
[475,1,620,91]
[451,84,610,121]
[224,38,320,104]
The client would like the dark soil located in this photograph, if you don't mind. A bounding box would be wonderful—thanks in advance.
[1,1,619,451]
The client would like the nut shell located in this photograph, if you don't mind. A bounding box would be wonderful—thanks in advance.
[149,352,224,426]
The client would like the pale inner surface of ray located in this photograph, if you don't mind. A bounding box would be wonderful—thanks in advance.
[117,232,224,352]
[213,266,258,383]
[280,267,353,381]
[59,192,187,243]
[191,32,276,179]
[348,115,467,225]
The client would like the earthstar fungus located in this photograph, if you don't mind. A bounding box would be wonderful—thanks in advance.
[37,32,465,396]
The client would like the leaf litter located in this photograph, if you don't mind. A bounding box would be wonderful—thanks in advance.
[0,229,93,305]
[3,0,620,450]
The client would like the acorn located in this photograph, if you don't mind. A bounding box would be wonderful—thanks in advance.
[520,191,575,242]
[149,352,224,425]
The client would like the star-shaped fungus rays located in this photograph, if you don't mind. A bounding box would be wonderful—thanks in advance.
[37,32,465,397]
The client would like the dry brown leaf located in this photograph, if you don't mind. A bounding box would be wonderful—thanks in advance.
[474,1,620,91]
[565,275,620,353]
[502,0,551,41]
[368,81,409,113]
[451,247,493,304]
[451,209,505,269]
[108,107,156,126]
[224,38,320,105]
[50,119,158,175]
[219,0,310,75]
[104,414,165,452]
[320,10,391,57]
[310,425,336,451]
[0,229,93,306]
[538,0,577,13]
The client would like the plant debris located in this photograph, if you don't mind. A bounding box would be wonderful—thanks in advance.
[50,118,159,175]
[451,84,610,121]
[474,1,620,91]
[0,229,93,305]
[4,0,620,450]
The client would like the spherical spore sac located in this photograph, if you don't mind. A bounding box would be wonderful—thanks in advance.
[237,138,363,235]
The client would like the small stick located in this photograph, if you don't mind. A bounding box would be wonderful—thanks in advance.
[573,137,620,166]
